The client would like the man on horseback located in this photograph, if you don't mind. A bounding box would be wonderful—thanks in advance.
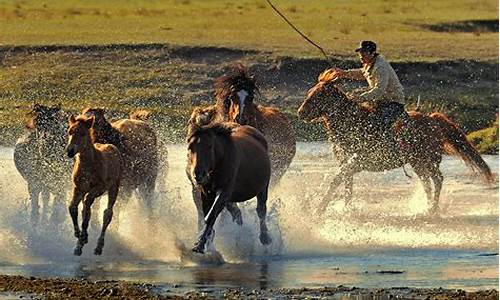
[328,41,408,135]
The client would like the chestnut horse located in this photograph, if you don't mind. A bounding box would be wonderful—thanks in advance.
[298,70,493,214]
[186,119,272,254]
[214,65,296,187]
[66,115,122,256]
[81,108,158,218]
[14,104,70,226]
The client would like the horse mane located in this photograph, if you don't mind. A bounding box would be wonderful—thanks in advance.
[315,69,375,114]
[129,109,152,121]
[82,107,127,152]
[318,68,338,83]
[188,106,220,127]
[187,121,238,141]
[214,64,257,104]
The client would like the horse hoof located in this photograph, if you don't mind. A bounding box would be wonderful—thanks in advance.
[74,231,80,239]
[73,246,83,256]
[233,214,243,226]
[260,234,272,245]
[192,244,205,254]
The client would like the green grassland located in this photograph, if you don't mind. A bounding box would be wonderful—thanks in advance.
[0,0,498,149]
[468,116,499,154]
[0,0,498,60]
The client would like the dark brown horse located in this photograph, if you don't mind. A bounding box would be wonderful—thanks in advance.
[297,70,493,214]
[14,104,70,226]
[214,65,296,187]
[186,118,272,254]
[81,108,158,218]
[66,115,122,256]
[187,108,245,231]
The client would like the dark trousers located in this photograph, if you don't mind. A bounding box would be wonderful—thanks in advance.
[375,102,407,127]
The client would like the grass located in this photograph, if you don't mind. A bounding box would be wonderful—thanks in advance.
[0,0,498,61]
[467,117,499,154]
[0,1,497,147]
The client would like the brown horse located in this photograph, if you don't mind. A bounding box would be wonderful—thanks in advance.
[298,70,493,214]
[66,115,122,256]
[186,119,272,254]
[187,108,246,231]
[214,65,296,187]
[14,103,70,226]
[81,107,158,218]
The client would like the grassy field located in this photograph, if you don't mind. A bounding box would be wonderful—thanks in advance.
[0,1,498,148]
[0,0,498,60]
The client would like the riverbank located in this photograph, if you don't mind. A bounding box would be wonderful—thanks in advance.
[0,43,497,146]
[0,275,498,299]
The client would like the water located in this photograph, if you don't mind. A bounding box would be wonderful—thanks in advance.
[0,143,498,294]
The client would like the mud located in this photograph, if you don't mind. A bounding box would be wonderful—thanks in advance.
[0,275,498,299]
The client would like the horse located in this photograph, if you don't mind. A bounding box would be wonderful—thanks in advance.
[66,115,122,256]
[81,107,159,219]
[214,64,296,187]
[129,109,169,194]
[186,119,272,254]
[297,70,493,215]
[14,103,71,226]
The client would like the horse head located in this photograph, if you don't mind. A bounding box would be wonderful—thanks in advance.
[28,103,65,134]
[186,122,231,186]
[298,69,350,122]
[214,64,257,124]
[82,107,108,128]
[66,115,94,158]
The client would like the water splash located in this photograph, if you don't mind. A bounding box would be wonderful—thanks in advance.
[0,144,498,267]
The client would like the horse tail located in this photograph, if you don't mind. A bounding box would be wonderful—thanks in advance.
[430,112,494,183]
[129,109,152,121]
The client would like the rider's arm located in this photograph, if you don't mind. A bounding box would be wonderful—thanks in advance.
[358,65,389,103]
[342,68,365,81]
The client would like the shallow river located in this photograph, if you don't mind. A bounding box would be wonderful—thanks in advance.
[0,143,498,294]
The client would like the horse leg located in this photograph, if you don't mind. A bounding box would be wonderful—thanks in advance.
[95,186,118,255]
[256,185,272,245]
[74,193,96,256]
[413,168,433,212]
[27,184,40,227]
[139,175,156,221]
[430,168,443,215]
[343,175,354,206]
[191,185,204,231]
[193,190,226,254]
[40,189,50,225]
[225,202,243,226]
[320,161,359,212]
[50,192,66,226]
[68,187,84,237]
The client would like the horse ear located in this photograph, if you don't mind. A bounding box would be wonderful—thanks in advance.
[84,116,95,129]
[69,115,76,124]
[25,118,35,129]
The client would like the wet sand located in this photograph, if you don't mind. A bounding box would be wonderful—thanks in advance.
[0,275,498,299]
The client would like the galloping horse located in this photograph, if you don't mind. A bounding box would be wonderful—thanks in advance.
[14,104,70,226]
[81,107,158,218]
[214,65,296,187]
[66,115,122,256]
[298,70,493,214]
[186,119,272,254]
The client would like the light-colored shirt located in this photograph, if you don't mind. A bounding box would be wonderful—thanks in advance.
[344,55,405,104]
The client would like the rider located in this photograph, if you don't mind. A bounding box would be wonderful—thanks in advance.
[328,41,408,133]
